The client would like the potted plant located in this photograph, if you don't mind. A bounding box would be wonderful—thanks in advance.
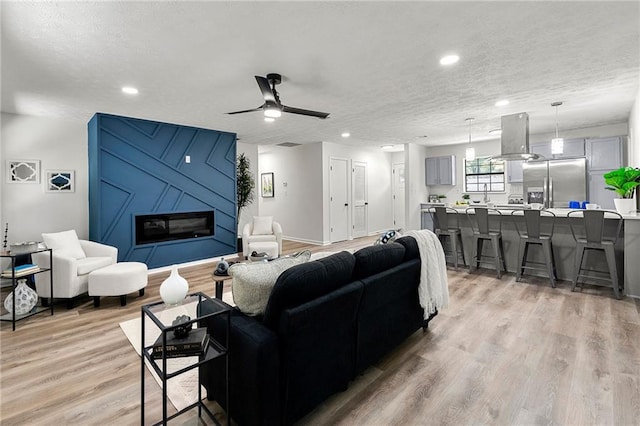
[236,153,255,250]
[604,166,640,214]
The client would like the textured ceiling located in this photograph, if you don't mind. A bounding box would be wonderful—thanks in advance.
[1,1,639,148]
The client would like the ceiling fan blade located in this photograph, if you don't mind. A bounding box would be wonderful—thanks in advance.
[282,105,330,119]
[226,105,264,115]
[255,76,276,103]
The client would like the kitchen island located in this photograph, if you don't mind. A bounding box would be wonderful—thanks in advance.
[420,204,640,298]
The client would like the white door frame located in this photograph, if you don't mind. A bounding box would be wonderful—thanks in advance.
[392,162,405,231]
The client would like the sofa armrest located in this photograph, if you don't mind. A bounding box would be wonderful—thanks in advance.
[79,240,118,263]
[198,300,281,426]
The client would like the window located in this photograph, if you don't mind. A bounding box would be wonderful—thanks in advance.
[464,156,505,193]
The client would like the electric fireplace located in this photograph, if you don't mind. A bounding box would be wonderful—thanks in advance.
[135,211,214,245]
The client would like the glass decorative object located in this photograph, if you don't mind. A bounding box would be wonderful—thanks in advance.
[159,265,189,305]
[4,279,38,315]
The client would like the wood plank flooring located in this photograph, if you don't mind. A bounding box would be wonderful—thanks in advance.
[1,236,639,425]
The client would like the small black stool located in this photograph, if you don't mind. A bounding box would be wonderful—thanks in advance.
[511,209,558,287]
[429,207,466,271]
[567,210,623,299]
[466,207,507,279]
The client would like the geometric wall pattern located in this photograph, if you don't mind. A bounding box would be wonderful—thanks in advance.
[88,113,237,268]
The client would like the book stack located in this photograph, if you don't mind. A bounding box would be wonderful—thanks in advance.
[1,263,40,278]
[151,327,210,359]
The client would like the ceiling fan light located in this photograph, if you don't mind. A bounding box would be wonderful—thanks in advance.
[551,137,564,154]
[264,107,281,118]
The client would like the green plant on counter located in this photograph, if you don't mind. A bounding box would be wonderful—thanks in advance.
[603,166,640,198]
[462,194,470,200]
[438,194,447,199]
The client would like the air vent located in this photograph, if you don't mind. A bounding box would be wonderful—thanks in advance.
[277,142,301,148]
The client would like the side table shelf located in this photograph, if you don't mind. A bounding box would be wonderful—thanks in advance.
[0,249,54,331]
[141,292,230,426]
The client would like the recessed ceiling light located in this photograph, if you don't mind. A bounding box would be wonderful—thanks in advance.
[341,132,350,138]
[381,145,394,150]
[439,54,459,66]
[495,99,509,107]
[489,128,502,134]
[264,117,275,123]
[122,86,138,95]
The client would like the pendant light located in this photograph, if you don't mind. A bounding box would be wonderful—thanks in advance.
[551,101,564,155]
[465,118,475,161]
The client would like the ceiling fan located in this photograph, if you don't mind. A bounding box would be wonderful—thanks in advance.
[226,73,330,120]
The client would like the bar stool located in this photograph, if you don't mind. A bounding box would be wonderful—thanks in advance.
[567,210,624,299]
[465,207,507,279]
[429,206,466,270]
[511,209,558,287]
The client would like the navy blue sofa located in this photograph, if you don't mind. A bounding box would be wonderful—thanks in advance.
[199,236,437,425]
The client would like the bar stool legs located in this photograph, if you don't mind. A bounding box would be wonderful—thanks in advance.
[470,234,506,279]
[437,231,466,271]
[572,242,621,299]
[517,239,557,287]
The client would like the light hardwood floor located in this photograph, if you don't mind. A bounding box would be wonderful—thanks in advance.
[1,236,639,425]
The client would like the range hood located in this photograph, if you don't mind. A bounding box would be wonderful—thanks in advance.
[491,112,541,161]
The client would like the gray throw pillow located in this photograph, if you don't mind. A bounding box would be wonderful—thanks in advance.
[230,250,311,316]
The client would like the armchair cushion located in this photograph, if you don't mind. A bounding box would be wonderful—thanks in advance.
[252,216,273,235]
[76,257,115,276]
[42,230,86,260]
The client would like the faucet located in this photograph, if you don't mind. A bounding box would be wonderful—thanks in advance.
[483,183,490,203]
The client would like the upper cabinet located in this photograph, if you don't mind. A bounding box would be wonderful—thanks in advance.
[425,155,456,186]
[586,137,623,171]
[507,160,523,183]
[531,138,585,159]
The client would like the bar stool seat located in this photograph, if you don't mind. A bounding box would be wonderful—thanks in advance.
[429,206,466,270]
[511,209,558,287]
[466,207,507,279]
[567,210,623,299]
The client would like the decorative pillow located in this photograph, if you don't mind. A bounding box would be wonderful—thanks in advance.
[42,230,86,260]
[252,216,273,235]
[230,250,311,316]
[374,230,401,245]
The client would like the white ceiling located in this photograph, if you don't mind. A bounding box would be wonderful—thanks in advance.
[2,1,639,148]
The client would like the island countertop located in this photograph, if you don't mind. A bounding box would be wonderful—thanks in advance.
[420,204,640,298]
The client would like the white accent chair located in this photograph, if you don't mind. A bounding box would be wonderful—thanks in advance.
[32,230,118,308]
[242,216,283,259]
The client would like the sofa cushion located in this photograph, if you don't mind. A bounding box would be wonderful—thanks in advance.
[252,216,273,235]
[230,250,311,316]
[395,236,420,261]
[42,230,86,260]
[352,242,405,280]
[263,251,356,329]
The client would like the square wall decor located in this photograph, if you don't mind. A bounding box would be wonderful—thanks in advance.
[6,160,40,183]
[45,170,75,192]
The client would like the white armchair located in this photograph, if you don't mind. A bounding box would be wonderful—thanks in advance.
[32,230,117,307]
[242,216,283,258]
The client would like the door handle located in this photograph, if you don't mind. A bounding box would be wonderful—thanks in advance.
[365,202,368,205]
[548,177,553,208]
[344,203,348,207]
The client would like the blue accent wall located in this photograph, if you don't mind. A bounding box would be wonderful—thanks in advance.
[88,113,236,268]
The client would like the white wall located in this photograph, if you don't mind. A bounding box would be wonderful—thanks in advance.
[236,142,259,237]
[404,143,429,231]
[1,112,88,244]
[629,87,640,167]
[322,142,394,239]
[259,143,324,244]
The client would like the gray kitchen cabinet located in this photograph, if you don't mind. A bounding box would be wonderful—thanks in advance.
[507,160,523,183]
[425,155,456,186]
[589,170,616,209]
[531,138,584,159]
[586,137,623,171]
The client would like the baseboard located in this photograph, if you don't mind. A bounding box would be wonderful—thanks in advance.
[148,252,236,275]
[282,235,326,246]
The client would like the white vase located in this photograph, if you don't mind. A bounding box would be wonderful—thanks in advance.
[159,265,189,305]
[4,279,38,315]
[613,198,635,215]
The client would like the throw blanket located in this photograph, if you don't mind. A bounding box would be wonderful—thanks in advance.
[403,229,449,318]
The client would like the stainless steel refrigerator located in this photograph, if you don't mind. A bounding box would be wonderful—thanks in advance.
[522,157,587,208]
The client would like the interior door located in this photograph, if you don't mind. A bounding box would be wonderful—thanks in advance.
[330,158,349,243]
[392,163,405,230]
[352,161,368,238]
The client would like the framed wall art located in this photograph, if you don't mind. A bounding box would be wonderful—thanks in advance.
[6,160,40,183]
[261,172,274,198]
[45,170,75,192]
